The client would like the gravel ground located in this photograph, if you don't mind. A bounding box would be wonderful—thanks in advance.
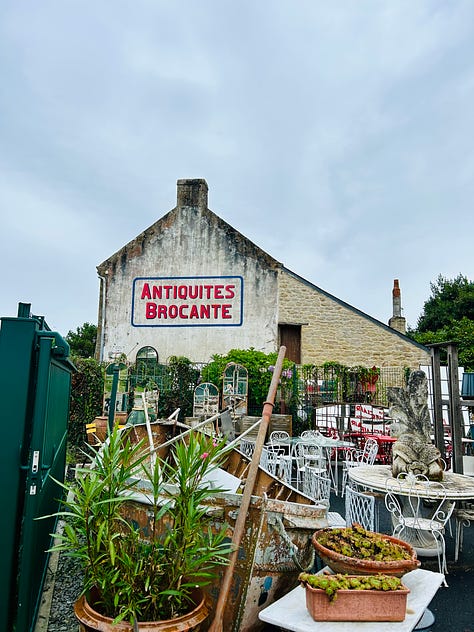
[46,552,83,632]
[34,463,84,632]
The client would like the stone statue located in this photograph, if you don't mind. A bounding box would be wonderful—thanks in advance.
[388,370,444,480]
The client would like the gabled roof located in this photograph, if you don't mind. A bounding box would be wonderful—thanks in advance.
[97,178,281,273]
[281,266,429,351]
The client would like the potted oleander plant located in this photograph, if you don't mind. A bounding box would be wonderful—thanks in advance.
[48,426,233,631]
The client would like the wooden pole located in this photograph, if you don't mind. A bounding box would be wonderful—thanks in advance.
[431,346,446,463]
[207,346,286,632]
[447,343,463,473]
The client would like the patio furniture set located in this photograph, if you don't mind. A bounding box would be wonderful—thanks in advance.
[241,429,356,497]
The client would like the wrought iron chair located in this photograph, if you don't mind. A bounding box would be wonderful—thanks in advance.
[344,484,377,532]
[303,468,331,505]
[384,474,455,582]
[453,500,474,562]
[293,441,327,490]
[300,429,323,440]
[302,468,345,527]
[239,437,255,458]
[341,438,379,495]
[260,444,292,483]
[269,430,291,458]
[269,430,290,443]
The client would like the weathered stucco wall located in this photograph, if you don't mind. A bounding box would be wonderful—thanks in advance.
[96,179,429,369]
[98,194,280,363]
[278,270,430,369]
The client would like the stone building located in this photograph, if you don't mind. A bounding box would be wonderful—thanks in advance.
[96,179,429,369]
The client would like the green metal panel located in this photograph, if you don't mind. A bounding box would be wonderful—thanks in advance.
[0,305,73,632]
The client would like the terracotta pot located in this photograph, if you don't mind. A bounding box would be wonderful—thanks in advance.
[304,578,410,622]
[74,587,211,632]
[312,528,420,577]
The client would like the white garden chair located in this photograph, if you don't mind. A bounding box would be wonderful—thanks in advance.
[293,441,327,490]
[341,438,379,495]
[344,484,377,532]
[384,474,454,583]
[260,444,292,483]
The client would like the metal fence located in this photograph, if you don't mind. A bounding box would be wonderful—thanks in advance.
[126,361,408,428]
[293,365,407,410]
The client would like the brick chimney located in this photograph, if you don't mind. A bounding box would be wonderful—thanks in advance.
[388,279,406,333]
[177,179,208,209]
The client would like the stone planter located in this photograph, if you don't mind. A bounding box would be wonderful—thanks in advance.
[74,587,211,632]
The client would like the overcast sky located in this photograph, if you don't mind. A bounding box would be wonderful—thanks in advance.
[1,1,473,337]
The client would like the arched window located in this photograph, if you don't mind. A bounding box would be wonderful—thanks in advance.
[136,346,158,375]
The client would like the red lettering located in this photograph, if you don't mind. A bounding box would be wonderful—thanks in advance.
[211,304,221,318]
[163,285,173,299]
[179,304,188,318]
[189,305,199,318]
[203,285,213,299]
[178,285,187,299]
[141,283,151,300]
[200,305,210,318]
[214,285,224,299]
[168,305,178,318]
[225,284,235,299]
[188,285,199,299]
[157,305,167,318]
[221,304,232,319]
[145,303,156,319]
[152,286,162,299]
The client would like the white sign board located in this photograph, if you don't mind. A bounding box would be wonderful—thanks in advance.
[132,276,243,327]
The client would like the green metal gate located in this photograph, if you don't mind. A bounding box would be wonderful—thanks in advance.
[0,303,74,632]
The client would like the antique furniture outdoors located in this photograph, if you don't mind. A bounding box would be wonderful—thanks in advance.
[341,438,379,495]
[384,474,455,581]
[302,468,346,526]
[293,441,327,489]
[258,567,445,632]
[269,434,354,494]
[347,464,474,500]
[348,431,397,464]
[193,382,219,418]
[345,485,377,532]
[303,469,331,505]
[238,437,255,458]
[300,429,323,440]
[348,464,474,593]
[260,444,292,483]
[454,500,474,561]
[270,429,291,443]
[453,455,474,561]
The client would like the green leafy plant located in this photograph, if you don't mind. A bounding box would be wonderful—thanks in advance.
[68,357,104,453]
[48,428,233,625]
[201,348,293,414]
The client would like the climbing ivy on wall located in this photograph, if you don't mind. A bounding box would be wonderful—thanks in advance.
[68,357,104,450]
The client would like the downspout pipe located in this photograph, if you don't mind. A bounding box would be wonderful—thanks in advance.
[97,273,107,362]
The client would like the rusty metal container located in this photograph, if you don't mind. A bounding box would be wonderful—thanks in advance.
[122,428,328,632]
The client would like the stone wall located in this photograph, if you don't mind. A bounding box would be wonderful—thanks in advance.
[278,270,429,369]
